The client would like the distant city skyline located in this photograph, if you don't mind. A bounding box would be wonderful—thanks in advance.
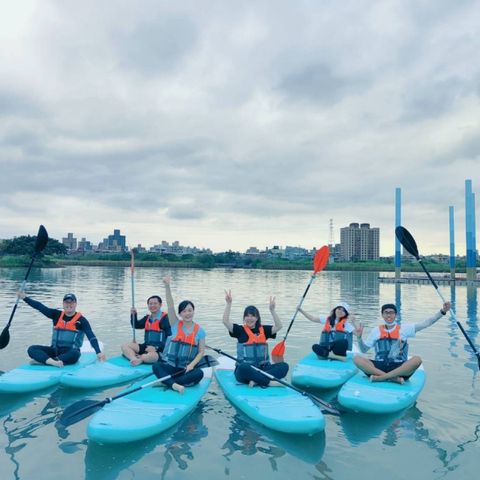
[1,2,479,257]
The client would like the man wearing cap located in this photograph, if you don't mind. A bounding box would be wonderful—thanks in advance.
[298,302,357,361]
[17,291,106,368]
[354,301,451,383]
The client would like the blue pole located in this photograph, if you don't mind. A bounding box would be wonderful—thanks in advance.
[395,187,401,279]
[449,206,455,279]
[465,180,476,280]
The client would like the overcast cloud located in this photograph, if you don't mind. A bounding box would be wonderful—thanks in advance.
[0,0,478,254]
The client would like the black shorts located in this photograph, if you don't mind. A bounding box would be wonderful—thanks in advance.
[372,360,412,379]
[138,343,161,355]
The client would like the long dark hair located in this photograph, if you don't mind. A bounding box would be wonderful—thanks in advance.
[243,305,261,329]
[328,306,348,327]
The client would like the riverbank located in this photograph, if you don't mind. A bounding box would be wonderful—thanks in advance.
[0,254,466,273]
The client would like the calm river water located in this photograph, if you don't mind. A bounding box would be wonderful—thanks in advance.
[0,266,478,479]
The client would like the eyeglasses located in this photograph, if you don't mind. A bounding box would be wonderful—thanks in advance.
[382,310,396,315]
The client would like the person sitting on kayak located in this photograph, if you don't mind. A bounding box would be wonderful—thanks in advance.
[17,291,106,368]
[354,301,451,383]
[152,276,206,394]
[121,295,171,366]
[298,302,356,361]
[222,290,288,387]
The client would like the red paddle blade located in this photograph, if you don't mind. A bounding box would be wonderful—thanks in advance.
[271,340,285,357]
[313,245,330,274]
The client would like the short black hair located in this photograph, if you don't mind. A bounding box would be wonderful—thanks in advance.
[381,303,398,313]
[147,295,162,304]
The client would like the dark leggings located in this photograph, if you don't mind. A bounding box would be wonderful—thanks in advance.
[234,362,289,387]
[152,362,204,388]
[27,345,81,365]
[312,339,349,358]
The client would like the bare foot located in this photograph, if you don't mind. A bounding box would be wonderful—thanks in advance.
[389,376,405,384]
[172,383,185,394]
[46,359,64,368]
[248,380,256,388]
[130,356,143,366]
[370,374,386,382]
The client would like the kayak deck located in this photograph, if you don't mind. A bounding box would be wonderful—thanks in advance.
[338,366,425,413]
[214,357,325,434]
[87,368,213,443]
[60,355,152,389]
[0,353,97,394]
[292,351,358,389]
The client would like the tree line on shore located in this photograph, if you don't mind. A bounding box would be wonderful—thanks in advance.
[0,234,466,272]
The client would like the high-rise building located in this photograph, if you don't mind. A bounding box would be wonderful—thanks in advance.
[340,223,379,261]
[107,229,126,251]
[62,233,77,251]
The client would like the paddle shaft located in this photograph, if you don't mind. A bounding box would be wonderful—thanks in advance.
[418,258,480,362]
[130,250,136,342]
[5,256,37,330]
[208,346,340,415]
[282,274,315,341]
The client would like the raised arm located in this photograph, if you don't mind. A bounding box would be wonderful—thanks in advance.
[163,276,179,325]
[297,307,321,323]
[223,290,234,333]
[269,296,282,334]
[415,302,451,333]
[355,322,370,353]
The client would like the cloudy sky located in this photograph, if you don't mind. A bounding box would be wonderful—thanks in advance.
[0,0,478,255]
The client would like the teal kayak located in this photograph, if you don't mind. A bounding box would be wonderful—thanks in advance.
[214,357,325,434]
[60,355,152,389]
[338,366,425,413]
[0,352,97,394]
[291,351,358,389]
[87,367,213,443]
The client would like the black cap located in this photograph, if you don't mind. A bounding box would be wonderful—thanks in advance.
[63,293,77,302]
[381,303,397,313]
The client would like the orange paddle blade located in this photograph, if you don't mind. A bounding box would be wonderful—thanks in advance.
[313,245,330,274]
[271,340,286,357]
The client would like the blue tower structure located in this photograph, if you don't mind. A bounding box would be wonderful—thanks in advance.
[449,206,455,279]
[395,187,401,279]
[465,180,477,281]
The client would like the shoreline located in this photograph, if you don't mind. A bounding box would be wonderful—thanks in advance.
[0,256,468,273]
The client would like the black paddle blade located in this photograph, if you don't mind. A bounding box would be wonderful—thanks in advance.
[197,355,219,368]
[395,226,419,259]
[59,399,107,427]
[34,225,49,253]
[0,326,10,349]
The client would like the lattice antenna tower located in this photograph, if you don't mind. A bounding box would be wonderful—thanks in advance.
[329,218,334,246]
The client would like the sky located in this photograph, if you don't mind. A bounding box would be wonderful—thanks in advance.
[0,0,478,255]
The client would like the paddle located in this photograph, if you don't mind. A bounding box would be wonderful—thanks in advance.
[207,346,341,416]
[395,226,480,369]
[0,225,49,350]
[271,246,330,362]
[130,248,136,342]
[59,355,219,427]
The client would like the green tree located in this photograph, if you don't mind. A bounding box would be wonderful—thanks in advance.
[0,235,67,256]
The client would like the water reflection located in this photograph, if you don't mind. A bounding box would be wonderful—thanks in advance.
[222,412,325,468]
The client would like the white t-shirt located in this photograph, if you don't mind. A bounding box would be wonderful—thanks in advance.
[363,322,416,350]
[319,315,356,334]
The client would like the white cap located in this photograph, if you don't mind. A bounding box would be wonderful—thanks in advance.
[334,302,350,313]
